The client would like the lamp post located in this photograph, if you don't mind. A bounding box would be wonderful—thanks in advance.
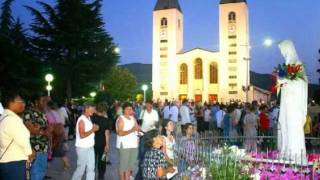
[141,84,148,102]
[240,43,251,103]
[243,57,251,102]
[45,74,54,96]
[239,38,275,102]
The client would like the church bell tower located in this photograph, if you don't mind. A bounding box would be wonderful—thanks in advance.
[219,0,250,102]
[152,0,183,100]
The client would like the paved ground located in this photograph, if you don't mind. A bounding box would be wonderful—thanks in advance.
[47,133,119,180]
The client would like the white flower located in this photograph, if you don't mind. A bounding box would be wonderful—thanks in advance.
[250,173,260,180]
[213,149,222,155]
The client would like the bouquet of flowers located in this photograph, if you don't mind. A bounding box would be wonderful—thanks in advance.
[273,63,305,81]
[271,63,306,93]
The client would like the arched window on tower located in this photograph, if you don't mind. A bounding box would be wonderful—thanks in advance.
[194,58,203,79]
[180,63,188,84]
[228,12,236,22]
[161,17,168,28]
[209,62,218,84]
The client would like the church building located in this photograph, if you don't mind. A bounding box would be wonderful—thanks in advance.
[152,0,268,102]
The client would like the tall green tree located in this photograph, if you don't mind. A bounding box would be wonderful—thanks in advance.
[0,0,43,95]
[102,67,137,101]
[27,0,119,100]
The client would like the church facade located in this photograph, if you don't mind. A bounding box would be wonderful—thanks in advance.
[152,0,253,103]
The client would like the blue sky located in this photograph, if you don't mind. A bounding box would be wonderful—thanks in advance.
[11,0,320,83]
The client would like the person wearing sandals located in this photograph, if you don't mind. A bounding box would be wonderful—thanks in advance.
[0,91,34,180]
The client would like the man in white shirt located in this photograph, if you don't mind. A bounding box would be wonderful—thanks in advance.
[180,99,191,125]
[137,101,159,179]
[169,101,179,123]
[140,101,159,133]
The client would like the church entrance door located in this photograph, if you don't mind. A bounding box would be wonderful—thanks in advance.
[208,94,218,103]
[179,94,187,101]
[194,95,202,103]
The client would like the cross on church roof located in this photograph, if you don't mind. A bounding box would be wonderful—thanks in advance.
[220,0,247,4]
[154,0,182,13]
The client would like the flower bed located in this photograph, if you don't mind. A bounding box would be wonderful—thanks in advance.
[176,145,320,179]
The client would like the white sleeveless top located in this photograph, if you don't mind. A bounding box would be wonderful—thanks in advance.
[116,115,139,149]
[163,136,175,159]
[75,115,95,148]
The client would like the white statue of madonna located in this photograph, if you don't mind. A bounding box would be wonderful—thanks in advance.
[277,40,308,164]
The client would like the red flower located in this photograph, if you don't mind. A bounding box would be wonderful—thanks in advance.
[293,64,301,73]
[287,65,293,74]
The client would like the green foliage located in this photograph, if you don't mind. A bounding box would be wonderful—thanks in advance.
[102,67,137,101]
[0,0,43,96]
[27,0,118,100]
[210,145,251,180]
[94,91,114,104]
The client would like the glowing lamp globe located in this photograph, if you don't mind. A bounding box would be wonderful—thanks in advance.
[90,92,97,98]
[45,74,54,82]
[46,85,52,91]
[142,85,148,91]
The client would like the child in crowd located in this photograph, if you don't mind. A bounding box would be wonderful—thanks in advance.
[179,123,196,172]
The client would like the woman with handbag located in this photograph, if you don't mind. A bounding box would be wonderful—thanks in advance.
[0,91,34,180]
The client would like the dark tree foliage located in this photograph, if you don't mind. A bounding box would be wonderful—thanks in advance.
[0,0,43,96]
[27,0,119,100]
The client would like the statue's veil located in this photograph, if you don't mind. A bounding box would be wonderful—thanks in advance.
[278,40,301,64]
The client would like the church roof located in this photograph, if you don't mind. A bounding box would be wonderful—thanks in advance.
[220,0,247,4]
[154,0,182,13]
[177,47,218,55]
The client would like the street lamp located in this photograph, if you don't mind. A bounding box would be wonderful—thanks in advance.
[90,92,97,98]
[45,74,54,96]
[239,43,251,103]
[141,84,148,102]
[242,57,251,102]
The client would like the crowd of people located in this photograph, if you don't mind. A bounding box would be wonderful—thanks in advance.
[0,90,320,180]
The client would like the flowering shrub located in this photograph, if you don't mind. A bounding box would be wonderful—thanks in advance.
[210,145,251,179]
